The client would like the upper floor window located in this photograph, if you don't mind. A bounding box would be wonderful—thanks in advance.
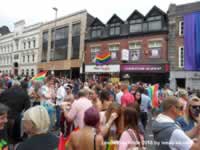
[108,44,119,60]
[129,19,143,33]
[31,69,34,76]
[28,41,31,49]
[23,56,25,62]
[148,16,162,31]
[129,42,141,61]
[179,21,184,36]
[179,47,184,68]
[33,40,36,48]
[27,55,30,63]
[91,26,102,38]
[148,40,162,58]
[109,23,120,36]
[24,42,26,49]
[32,54,35,62]
[91,47,100,63]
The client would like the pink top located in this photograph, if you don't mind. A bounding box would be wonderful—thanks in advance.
[118,129,144,150]
[179,97,187,112]
[68,97,93,128]
[121,91,135,107]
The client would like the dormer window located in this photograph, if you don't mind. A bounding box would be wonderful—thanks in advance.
[129,19,143,33]
[91,26,102,38]
[147,16,162,31]
[110,23,120,36]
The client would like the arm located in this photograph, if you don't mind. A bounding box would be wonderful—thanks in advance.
[96,134,105,150]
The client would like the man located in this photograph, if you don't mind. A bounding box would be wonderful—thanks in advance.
[152,96,200,150]
[0,103,9,150]
[121,82,135,107]
[64,89,93,128]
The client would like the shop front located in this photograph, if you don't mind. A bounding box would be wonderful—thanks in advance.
[85,64,120,82]
[120,64,169,86]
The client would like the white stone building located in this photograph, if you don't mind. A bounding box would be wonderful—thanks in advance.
[0,20,42,76]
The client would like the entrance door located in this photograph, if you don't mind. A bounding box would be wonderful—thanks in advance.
[176,78,185,89]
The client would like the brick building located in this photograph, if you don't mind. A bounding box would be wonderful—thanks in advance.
[168,2,200,90]
[85,6,169,85]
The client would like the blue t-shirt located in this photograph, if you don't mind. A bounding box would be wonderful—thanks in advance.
[176,117,195,132]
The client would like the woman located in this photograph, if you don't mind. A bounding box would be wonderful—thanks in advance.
[176,96,200,138]
[16,106,58,150]
[0,103,9,150]
[133,91,142,105]
[118,107,144,150]
[68,107,105,150]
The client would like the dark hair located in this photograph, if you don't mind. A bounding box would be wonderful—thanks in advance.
[84,107,100,127]
[134,91,142,105]
[100,90,110,103]
[0,103,9,115]
[124,107,142,147]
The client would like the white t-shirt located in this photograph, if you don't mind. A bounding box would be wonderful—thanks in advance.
[156,114,193,150]
[116,91,123,104]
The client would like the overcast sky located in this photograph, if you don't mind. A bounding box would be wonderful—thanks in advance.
[0,0,198,31]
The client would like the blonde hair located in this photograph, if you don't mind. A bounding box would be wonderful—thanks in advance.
[23,106,50,134]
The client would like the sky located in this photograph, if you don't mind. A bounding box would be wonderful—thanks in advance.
[0,0,198,31]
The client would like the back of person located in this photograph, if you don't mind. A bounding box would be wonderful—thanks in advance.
[16,132,58,150]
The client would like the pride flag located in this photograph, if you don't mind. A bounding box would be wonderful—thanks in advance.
[96,52,112,65]
[31,71,48,81]
[147,84,159,108]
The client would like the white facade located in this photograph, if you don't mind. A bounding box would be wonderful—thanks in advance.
[0,20,42,76]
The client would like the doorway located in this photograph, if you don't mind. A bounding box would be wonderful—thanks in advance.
[176,78,185,89]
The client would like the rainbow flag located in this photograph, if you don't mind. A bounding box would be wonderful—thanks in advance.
[31,71,47,81]
[147,84,159,108]
[96,52,112,65]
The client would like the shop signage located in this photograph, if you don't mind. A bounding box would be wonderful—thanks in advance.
[121,64,169,73]
[85,65,120,73]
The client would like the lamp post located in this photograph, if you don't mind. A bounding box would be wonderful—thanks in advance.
[51,7,58,75]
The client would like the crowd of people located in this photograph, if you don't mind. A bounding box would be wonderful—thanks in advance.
[0,73,200,150]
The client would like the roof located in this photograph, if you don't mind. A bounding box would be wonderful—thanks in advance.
[107,14,124,24]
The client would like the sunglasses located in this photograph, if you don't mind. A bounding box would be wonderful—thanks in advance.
[176,105,184,111]
[191,105,200,110]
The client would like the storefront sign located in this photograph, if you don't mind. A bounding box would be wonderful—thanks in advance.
[85,65,120,73]
[121,64,169,73]
[121,49,129,61]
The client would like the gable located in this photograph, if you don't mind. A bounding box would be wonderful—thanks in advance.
[107,14,124,24]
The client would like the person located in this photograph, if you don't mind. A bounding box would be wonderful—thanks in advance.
[133,91,142,105]
[0,80,30,144]
[152,96,200,150]
[176,96,200,137]
[118,107,144,150]
[121,82,135,107]
[178,89,189,113]
[64,89,93,128]
[68,107,105,150]
[0,103,9,150]
[89,88,102,111]
[163,83,173,99]
[115,84,123,105]
[16,106,59,150]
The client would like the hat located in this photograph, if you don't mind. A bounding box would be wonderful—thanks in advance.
[64,84,73,89]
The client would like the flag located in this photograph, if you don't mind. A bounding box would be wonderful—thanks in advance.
[147,84,159,108]
[96,52,112,65]
[31,71,47,81]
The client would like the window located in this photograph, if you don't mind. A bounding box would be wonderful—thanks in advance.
[148,16,162,31]
[91,47,100,63]
[108,45,119,60]
[28,41,31,48]
[72,23,80,59]
[23,56,25,62]
[179,47,184,68]
[21,69,24,75]
[129,19,143,33]
[33,40,36,48]
[24,42,26,49]
[26,69,29,76]
[148,41,162,58]
[31,69,34,76]
[109,23,120,36]
[129,42,141,61]
[32,54,35,62]
[27,55,30,63]
[179,21,184,36]
[91,26,102,38]
[42,32,48,62]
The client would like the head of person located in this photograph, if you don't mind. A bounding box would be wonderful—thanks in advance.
[88,89,98,101]
[178,89,188,100]
[78,88,89,98]
[22,106,50,136]
[134,91,142,102]
[99,89,112,110]
[121,82,129,92]
[84,107,100,128]
[185,96,200,122]
[0,103,9,130]
[45,75,55,87]
[64,84,73,94]
[161,96,184,120]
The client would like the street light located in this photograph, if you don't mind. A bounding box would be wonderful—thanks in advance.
[51,7,58,75]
